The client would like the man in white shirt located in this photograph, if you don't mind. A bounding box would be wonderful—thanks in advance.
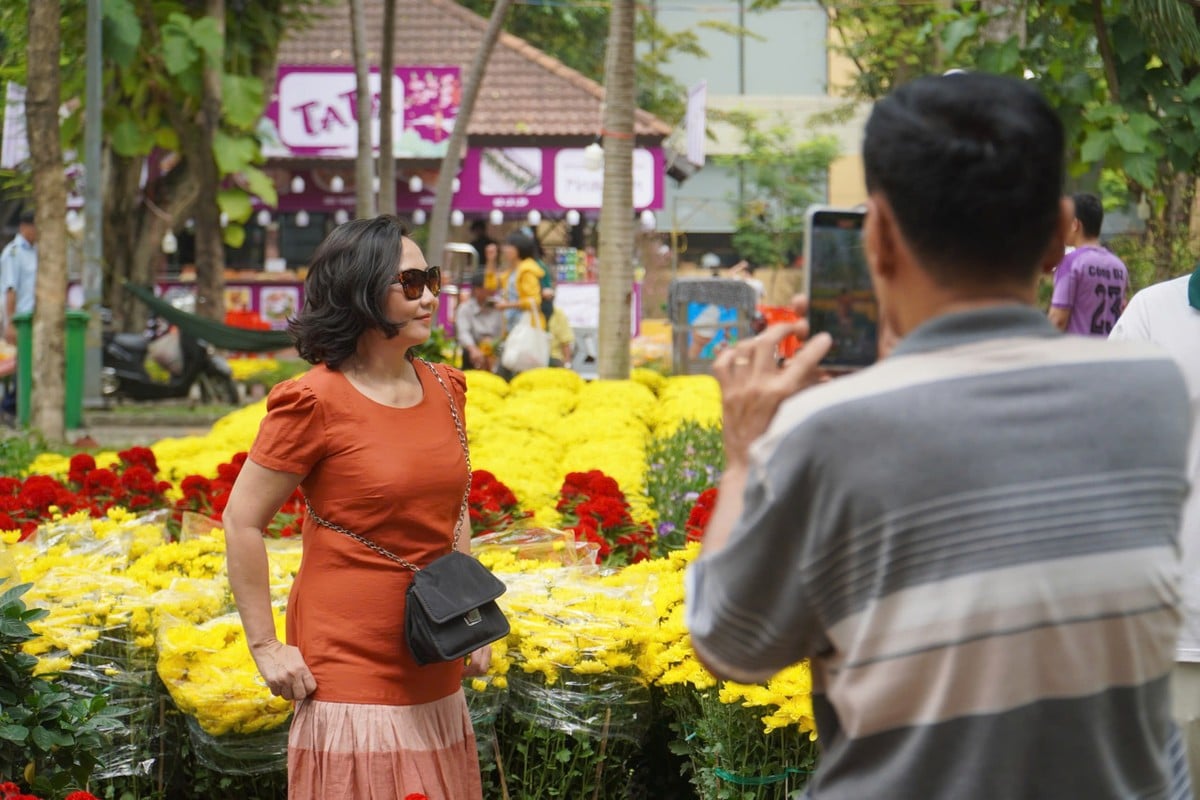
[1111,265,1200,795]
[0,210,38,344]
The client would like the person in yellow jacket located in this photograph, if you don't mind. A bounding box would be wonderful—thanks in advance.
[497,232,546,331]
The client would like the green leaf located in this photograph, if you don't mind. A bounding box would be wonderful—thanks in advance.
[102,0,142,68]
[222,223,246,249]
[155,127,181,152]
[1111,123,1148,154]
[217,188,253,223]
[161,15,198,77]
[243,166,278,207]
[30,725,56,751]
[0,723,28,743]
[111,117,156,157]
[221,74,265,131]
[212,131,258,175]
[190,16,225,63]
[940,17,978,60]
[1122,152,1158,188]
[1079,130,1112,163]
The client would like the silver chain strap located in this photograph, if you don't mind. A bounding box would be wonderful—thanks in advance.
[303,359,472,573]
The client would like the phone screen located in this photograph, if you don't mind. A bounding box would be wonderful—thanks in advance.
[804,207,878,369]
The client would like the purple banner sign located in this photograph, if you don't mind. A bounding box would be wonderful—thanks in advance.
[263,65,461,159]
[259,146,664,214]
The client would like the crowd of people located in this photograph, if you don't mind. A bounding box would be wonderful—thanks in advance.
[454,228,575,378]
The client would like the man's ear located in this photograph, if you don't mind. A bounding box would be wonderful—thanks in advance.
[1039,197,1072,275]
[864,194,900,283]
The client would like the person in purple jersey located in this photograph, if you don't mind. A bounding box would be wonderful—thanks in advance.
[1049,192,1129,335]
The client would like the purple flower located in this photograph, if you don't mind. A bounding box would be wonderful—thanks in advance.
[684,491,700,503]
[657,522,677,537]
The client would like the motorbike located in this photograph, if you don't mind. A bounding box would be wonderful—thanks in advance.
[100,302,239,404]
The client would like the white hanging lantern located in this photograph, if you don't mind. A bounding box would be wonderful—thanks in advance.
[408,175,423,193]
[334,209,350,225]
[255,209,271,227]
[488,209,504,226]
[451,177,461,193]
[583,141,604,171]
[295,210,310,228]
[290,175,305,194]
[162,231,178,254]
[65,210,84,236]
[372,176,381,193]
[526,210,542,227]
[219,212,229,228]
[450,209,465,227]
[412,209,427,225]
[330,175,346,193]
[639,209,657,231]
[566,209,581,227]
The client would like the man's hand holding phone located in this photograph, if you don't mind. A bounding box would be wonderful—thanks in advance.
[713,295,832,470]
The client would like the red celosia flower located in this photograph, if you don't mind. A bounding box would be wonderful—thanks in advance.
[0,781,21,795]
[65,792,101,800]
[118,446,158,473]
[685,488,719,543]
[120,465,159,495]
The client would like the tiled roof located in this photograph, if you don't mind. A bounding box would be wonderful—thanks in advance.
[277,0,671,140]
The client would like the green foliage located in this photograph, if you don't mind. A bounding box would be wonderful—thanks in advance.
[714,112,840,268]
[0,581,124,798]
[645,421,724,553]
[411,324,454,364]
[665,686,817,800]
[0,430,50,477]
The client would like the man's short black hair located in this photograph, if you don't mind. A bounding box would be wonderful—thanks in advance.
[18,210,35,225]
[1072,193,1103,239]
[470,218,487,235]
[863,72,1065,287]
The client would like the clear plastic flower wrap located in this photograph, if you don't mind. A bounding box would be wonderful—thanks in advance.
[472,525,600,568]
[184,715,289,776]
[507,670,650,743]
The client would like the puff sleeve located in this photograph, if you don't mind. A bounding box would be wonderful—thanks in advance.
[439,364,468,423]
[248,378,328,475]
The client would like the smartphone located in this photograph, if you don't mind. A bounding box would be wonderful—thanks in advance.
[803,206,879,370]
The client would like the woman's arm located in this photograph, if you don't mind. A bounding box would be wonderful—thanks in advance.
[223,459,317,701]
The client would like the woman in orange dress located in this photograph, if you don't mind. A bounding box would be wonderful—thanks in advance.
[223,215,488,799]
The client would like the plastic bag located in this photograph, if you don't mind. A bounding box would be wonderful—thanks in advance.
[501,311,550,374]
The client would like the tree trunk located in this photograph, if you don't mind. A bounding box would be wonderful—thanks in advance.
[597,0,636,380]
[192,0,226,322]
[350,0,375,218]
[26,0,67,441]
[980,0,1026,46]
[378,0,397,216]
[426,0,515,264]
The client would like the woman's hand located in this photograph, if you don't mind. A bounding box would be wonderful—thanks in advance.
[464,644,492,677]
[250,639,317,702]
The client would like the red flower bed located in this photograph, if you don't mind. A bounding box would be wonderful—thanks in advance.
[556,470,654,566]
[0,448,172,541]
[0,782,97,800]
[684,487,719,543]
[172,452,305,538]
[468,470,532,536]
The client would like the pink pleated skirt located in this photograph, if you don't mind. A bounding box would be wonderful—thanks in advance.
[287,690,483,800]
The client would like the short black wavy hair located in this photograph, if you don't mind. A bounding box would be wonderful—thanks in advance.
[863,72,1065,286]
[289,215,412,369]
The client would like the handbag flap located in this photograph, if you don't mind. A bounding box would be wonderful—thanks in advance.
[410,551,507,624]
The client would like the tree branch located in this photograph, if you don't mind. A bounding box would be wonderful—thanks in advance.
[1091,0,1121,103]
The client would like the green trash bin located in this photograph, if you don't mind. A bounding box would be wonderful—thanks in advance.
[65,310,88,430]
[13,311,90,429]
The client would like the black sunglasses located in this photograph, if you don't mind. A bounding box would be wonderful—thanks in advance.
[394,266,441,300]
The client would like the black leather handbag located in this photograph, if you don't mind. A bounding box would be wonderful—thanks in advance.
[305,359,509,666]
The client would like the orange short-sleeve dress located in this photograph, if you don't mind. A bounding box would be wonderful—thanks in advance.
[249,360,481,800]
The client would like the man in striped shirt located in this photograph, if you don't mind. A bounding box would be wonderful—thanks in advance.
[686,72,1193,799]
